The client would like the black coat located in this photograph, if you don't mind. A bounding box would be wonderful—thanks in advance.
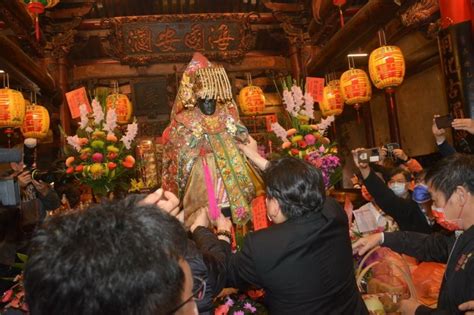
[189,227,231,314]
[364,170,435,234]
[384,226,474,315]
[226,197,368,315]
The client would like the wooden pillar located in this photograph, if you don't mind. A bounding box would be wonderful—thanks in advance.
[288,39,302,80]
[362,102,376,147]
[385,88,401,145]
[58,56,71,136]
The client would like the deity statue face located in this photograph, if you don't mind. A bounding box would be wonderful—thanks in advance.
[197,97,217,116]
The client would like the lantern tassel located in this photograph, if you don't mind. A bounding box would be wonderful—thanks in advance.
[339,6,345,28]
[35,15,40,42]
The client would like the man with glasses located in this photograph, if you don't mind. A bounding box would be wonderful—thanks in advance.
[22,195,201,315]
[353,154,474,314]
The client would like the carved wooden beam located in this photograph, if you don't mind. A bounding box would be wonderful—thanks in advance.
[0,35,57,97]
[0,1,43,56]
[45,3,94,19]
[261,0,305,12]
[307,0,407,75]
[71,55,289,81]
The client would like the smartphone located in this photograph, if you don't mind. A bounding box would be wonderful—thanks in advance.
[358,148,380,163]
[385,143,400,152]
[435,114,453,129]
[385,143,400,160]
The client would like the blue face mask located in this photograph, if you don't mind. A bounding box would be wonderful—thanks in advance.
[412,184,431,204]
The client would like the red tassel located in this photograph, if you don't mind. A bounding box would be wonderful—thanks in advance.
[35,16,40,42]
[339,6,345,28]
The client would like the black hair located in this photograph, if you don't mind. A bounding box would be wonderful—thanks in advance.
[24,195,188,315]
[263,157,326,219]
[425,153,474,200]
[388,167,412,182]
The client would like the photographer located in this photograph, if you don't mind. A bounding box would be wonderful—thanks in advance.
[9,161,60,225]
[352,148,439,234]
[432,115,474,156]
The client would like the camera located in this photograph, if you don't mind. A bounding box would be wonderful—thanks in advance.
[384,143,400,160]
[30,169,57,184]
[357,148,380,163]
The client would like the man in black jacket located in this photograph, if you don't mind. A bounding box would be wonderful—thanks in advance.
[353,150,435,234]
[353,154,474,315]
[213,157,368,314]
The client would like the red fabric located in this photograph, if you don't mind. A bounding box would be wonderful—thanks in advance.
[333,0,346,5]
[439,0,472,28]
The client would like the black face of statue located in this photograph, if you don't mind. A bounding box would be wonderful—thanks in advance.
[197,97,217,116]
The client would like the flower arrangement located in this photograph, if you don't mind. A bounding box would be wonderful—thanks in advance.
[62,99,138,197]
[214,292,267,315]
[1,253,28,314]
[271,78,342,188]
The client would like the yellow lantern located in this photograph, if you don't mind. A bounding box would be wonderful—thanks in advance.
[0,88,26,128]
[238,85,266,115]
[21,104,50,139]
[106,94,133,124]
[340,68,372,109]
[369,46,405,89]
[320,80,344,117]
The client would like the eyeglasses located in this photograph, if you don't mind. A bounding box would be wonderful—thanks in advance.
[168,276,206,314]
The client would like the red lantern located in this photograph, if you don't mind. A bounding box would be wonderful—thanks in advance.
[320,80,344,117]
[21,104,50,139]
[369,46,405,90]
[340,69,372,110]
[106,94,133,124]
[24,0,60,41]
[0,88,26,128]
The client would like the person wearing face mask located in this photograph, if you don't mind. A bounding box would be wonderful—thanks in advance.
[352,148,436,234]
[353,154,474,315]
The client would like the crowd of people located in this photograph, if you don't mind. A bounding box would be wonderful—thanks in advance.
[0,116,473,315]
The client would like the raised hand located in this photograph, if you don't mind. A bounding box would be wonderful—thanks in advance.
[352,233,383,256]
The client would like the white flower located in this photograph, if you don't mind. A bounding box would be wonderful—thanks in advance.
[291,85,304,113]
[303,92,314,118]
[66,135,82,152]
[92,98,104,125]
[318,115,335,133]
[271,122,289,142]
[121,121,138,149]
[103,108,118,133]
[282,89,298,117]
[78,104,89,129]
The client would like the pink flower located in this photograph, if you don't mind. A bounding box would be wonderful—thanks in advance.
[92,152,104,163]
[233,311,245,315]
[304,134,316,145]
[225,297,235,307]
[319,145,325,153]
[244,302,257,313]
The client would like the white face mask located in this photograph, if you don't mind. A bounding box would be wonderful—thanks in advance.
[390,182,407,197]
